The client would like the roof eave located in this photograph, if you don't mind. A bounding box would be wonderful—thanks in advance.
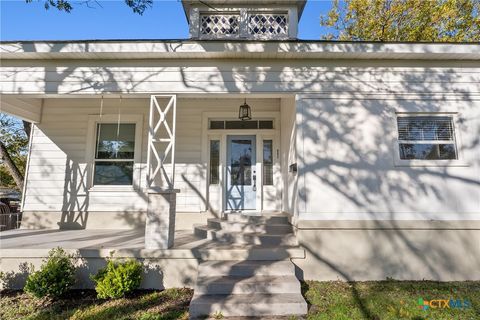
[1,41,479,60]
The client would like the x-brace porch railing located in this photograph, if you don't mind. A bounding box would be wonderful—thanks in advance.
[146,95,177,190]
[145,95,178,249]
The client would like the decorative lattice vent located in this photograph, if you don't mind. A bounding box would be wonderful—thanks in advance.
[248,13,288,36]
[200,14,239,36]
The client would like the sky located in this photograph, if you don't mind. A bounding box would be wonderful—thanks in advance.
[0,0,334,41]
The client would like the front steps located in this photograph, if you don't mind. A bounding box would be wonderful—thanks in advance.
[194,225,298,246]
[189,213,307,318]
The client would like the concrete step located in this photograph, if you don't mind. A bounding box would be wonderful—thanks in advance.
[189,293,308,318]
[195,275,301,294]
[225,213,289,225]
[207,219,293,234]
[197,260,295,277]
[194,246,305,261]
[194,225,298,246]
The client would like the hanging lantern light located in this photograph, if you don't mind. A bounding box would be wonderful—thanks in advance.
[238,98,252,121]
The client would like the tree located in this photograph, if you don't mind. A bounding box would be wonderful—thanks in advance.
[25,0,153,15]
[0,114,30,190]
[321,0,480,42]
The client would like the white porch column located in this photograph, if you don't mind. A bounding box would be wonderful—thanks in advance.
[145,95,179,249]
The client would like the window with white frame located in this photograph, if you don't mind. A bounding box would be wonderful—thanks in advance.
[200,14,239,36]
[198,10,289,39]
[396,115,458,160]
[209,120,274,130]
[93,123,136,185]
[209,140,220,185]
[248,12,288,36]
[263,139,273,185]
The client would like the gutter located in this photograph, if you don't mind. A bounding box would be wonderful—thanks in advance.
[1,41,479,60]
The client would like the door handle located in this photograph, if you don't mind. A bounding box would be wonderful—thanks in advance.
[253,170,256,191]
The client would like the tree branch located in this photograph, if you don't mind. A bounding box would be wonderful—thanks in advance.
[0,141,24,190]
[22,121,31,138]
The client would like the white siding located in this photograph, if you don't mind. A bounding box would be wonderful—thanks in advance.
[296,95,480,219]
[280,97,297,215]
[1,59,479,95]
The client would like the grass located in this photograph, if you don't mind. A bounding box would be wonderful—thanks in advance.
[0,288,193,320]
[1,281,479,319]
[303,280,480,320]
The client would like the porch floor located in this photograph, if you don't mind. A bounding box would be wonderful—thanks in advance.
[0,229,304,252]
[0,229,198,250]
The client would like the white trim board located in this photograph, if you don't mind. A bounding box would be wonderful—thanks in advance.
[297,212,480,221]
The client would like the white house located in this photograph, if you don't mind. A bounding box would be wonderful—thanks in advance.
[1,0,479,317]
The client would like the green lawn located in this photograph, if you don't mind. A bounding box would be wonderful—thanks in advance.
[0,288,193,320]
[1,281,479,320]
[303,280,480,320]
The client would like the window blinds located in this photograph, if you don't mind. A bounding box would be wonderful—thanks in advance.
[397,116,454,141]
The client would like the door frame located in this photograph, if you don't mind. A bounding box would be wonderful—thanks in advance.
[201,111,281,214]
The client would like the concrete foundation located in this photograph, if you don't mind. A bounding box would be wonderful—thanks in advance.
[293,221,480,281]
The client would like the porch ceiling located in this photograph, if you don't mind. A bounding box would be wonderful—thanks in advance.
[0,96,42,123]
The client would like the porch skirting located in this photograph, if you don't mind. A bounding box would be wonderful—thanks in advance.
[0,251,198,290]
[1,223,479,291]
[19,211,147,230]
[19,210,214,231]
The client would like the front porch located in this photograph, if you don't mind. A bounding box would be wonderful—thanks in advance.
[1,93,308,316]
[1,94,298,231]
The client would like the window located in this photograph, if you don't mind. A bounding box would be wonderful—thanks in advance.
[210,121,225,130]
[396,116,457,160]
[248,13,288,36]
[225,120,258,129]
[230,139,252,185]
[93,123,136,185]
[198,10,290,39]
[263,140,273,185]
[209,140,220,184]
[200,14,239,36]
[209,120,274,130]
[259,120,274,129]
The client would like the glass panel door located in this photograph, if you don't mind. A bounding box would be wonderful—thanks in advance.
[226,135,256,211]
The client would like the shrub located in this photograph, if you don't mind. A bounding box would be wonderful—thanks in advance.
[24,247,76,299]
[91,257,143,299]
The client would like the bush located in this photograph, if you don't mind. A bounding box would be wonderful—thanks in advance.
[24,247,76,299]
[91,257,143,299]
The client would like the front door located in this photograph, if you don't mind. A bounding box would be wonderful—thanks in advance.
[226,135,256,211]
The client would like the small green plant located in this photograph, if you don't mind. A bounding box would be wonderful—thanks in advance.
[212,310,224,319]
[24,247,76,299]
[90,254,143,299]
